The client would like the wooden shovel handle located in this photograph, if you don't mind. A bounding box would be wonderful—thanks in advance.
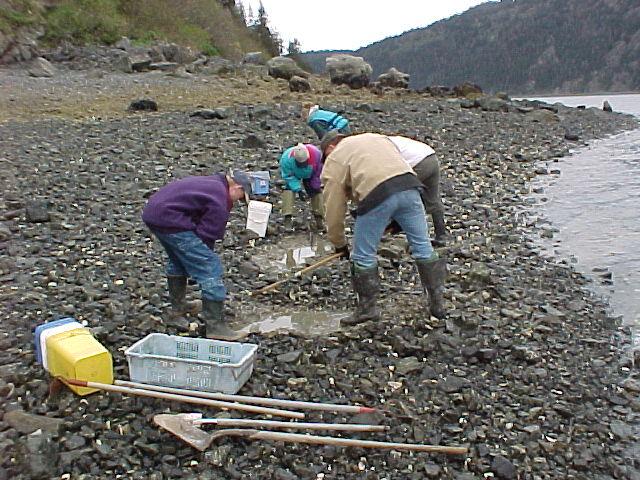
[196,418,388,432]
[210,429,468,456]
[62,378,304,419]
[252,252,343,295]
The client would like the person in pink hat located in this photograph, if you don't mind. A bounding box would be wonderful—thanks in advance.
[279,143,325,231]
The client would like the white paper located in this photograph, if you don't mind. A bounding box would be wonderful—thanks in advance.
[246,200,272,238]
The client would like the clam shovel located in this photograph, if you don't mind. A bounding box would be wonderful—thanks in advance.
[153,413,468,455]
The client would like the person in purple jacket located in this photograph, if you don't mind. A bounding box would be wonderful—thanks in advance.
[142,171,252,340]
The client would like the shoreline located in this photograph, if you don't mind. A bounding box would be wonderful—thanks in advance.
[514,90,640,99]
[1,67,639,479]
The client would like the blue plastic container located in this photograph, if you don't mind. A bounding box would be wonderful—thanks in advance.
[34,317,81,365]
[251,171,270,195]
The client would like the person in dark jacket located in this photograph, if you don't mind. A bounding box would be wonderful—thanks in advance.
[302,104,351,140]
[142,171,252,340]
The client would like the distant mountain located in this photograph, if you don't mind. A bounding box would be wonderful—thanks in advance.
[303,0,640,94]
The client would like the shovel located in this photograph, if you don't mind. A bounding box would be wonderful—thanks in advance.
[154,413,388,450]
[252,252,342,295]
[154,413,468,455]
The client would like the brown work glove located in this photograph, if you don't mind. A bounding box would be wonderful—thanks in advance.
[335,245,350,259]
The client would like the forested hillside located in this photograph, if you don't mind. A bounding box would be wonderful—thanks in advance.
[304,0,640,94]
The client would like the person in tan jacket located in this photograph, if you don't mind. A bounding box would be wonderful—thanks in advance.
[320,131,447,324]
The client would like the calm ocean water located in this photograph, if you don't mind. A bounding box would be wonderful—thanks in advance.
[526,93,640,329]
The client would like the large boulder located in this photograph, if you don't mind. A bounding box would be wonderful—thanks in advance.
[475,95,509,112]
[326,54,372,89]
[289,75,311,92]
[267,56,307,80]
[27,57,56,77]
[242,51,267,65]
[113,52,133,73]
[377,67,409,88]
[162,43,196,65]
[201,57,236,75]
[453,81,483,97]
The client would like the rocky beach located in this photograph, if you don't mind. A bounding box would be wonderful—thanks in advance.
[1,59,639,480]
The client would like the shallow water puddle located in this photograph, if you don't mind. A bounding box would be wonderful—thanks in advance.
[234,310,349,336]
[251,233,334,273]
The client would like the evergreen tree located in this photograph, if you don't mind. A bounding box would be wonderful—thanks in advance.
[249,1,281,57]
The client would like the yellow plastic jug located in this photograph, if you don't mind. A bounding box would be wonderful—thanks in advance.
[46,328,113,396]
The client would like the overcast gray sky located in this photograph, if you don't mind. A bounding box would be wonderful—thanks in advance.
[240,1,493,52]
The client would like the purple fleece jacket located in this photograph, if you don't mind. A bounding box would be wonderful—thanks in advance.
[142,174,232,245]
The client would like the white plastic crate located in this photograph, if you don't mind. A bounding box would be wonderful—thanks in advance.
[125,333,257,394]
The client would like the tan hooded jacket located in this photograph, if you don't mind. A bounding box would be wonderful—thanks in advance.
[321,133,416,248]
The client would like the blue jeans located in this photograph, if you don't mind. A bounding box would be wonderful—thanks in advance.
[352,189,433,268]
[150,230,226,301]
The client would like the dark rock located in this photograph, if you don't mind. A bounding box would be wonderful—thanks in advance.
[18,431,59,479]
[492,455,517,479]
[148,62,179,72]
[564,132,580,141]
[64,434,87,450]
[603,100,613,112]
[241,134,267,149]
[190,109,228,120]
[4,410,63,435]
[453,82,483,97]
[25,201,49,223]
[276,350,302,364]
[439,376,471,393]
[128,99,158,112]
[289,75,311,93]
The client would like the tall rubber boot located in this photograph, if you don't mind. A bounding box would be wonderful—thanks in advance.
[281,190,295,231]
[201,298,243,341]
[310,192,325,231]
[416,257,447,319]
[167,275,199,317]
[341,264,381,326]
[431,212,451,246]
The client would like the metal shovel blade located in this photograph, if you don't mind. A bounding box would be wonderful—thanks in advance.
[153,413,213,451]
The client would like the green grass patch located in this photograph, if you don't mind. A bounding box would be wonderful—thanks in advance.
[43,0,126,45]
[200,42,219,57]
[0,1,40,31]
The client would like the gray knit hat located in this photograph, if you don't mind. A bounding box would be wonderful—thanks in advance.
[232,170,253,203]
[320,130,346,155]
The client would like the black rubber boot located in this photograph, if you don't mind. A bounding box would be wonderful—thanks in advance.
[201,299,243,341]
[416,257,447,319]
[167,275,199,317]
[341,264,381,326]
[431,212,451,246]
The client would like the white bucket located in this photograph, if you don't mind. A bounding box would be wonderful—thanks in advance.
[246,200,272,237]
